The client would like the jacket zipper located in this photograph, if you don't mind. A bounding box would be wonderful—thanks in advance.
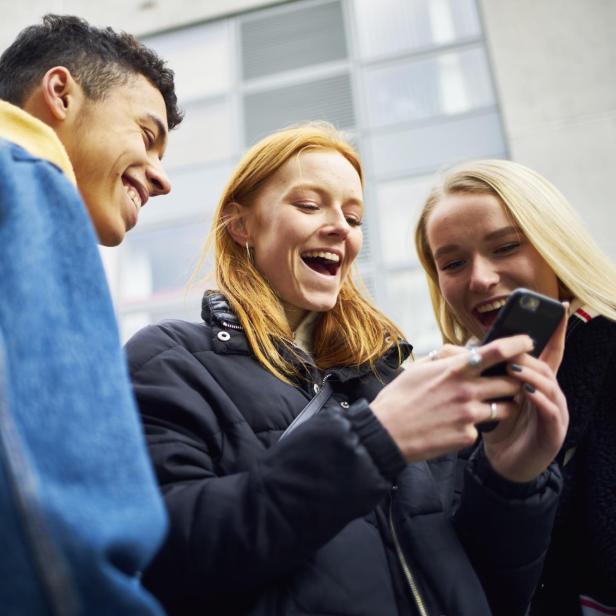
[317,372,332,390]
[221,320,243,331]
[389,497,429,616]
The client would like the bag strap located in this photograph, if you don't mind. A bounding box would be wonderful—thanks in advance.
[279,380,334,440]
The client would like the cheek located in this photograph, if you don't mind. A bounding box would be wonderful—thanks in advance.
[437,275,465,311]
[348,231,363,261]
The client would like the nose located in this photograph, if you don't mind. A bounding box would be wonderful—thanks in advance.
[468,256,499,292]
[322,208,352,239]
[147,159,171,196]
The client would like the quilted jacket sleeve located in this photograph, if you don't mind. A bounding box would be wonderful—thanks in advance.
[454,445,563,616]
[126,323,405,609]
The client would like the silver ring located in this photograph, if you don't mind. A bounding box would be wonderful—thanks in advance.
[466,348,482,369]
[489,402,497,421]
[428,349,439,361]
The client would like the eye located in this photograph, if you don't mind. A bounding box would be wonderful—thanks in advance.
[345,215,363,227]
[440,258,465,272]
[142,129,155,148]
[494,241,520,255]
[294,202,319,211]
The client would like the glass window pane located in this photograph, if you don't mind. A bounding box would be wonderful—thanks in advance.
[376,176,434,266]
[370,110,506,178]
[144,20,232,102]
[364,47,495,128]
[244,73,355,145]
[138,163,232,227]
[354,0,480,60]
[118,222,209,303]
[241,0,347,80]
[384,269,442,354]
[163,99,234,170]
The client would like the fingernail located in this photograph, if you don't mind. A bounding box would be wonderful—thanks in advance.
[524,383,535,393]
[510,363,522,372]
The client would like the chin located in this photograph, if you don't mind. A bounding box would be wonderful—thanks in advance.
[299,293,338,313]
[96,221,126,247]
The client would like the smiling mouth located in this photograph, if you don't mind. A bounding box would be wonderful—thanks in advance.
[301,250,341,276]
[473,297,508,328]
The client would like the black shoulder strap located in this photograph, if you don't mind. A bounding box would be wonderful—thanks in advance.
[279,381,334,440]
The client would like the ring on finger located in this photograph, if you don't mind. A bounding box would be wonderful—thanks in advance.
[489,401,497,421]
[466,347,482,369]
[428,349,439,361]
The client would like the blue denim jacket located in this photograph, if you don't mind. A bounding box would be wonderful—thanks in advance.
[0,138,167,615]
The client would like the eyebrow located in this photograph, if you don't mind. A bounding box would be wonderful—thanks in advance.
[433,225,520,259]
[288,182,364,209]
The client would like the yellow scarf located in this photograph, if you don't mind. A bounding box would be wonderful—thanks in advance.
[0,100,76,185]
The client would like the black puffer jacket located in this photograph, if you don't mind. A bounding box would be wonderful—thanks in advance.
[126,293,563,616]
[531,314,616,614]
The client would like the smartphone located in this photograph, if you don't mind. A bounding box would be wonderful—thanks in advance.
[477,288,565,432]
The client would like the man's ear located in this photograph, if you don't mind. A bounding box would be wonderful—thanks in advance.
[40,66,83,122]
[223,201,253,247]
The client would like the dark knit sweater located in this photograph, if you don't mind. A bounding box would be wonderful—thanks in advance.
[531,314,616,614]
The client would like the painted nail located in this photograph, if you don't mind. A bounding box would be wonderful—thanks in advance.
[510,363,522,372]
[524,383,535,393]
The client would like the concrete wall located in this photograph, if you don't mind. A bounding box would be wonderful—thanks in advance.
[480,0,616,259]
[0,0,288,49]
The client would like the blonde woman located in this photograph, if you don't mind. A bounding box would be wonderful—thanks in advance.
[415,158,616,615]
[127,127,567,616]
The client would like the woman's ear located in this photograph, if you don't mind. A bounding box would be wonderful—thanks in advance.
[223,201,252,247]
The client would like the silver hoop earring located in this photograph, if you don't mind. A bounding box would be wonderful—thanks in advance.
[245,242,253,264]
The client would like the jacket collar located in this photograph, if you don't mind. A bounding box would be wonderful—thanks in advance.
[0,100,76,185]
[200,291,413,380]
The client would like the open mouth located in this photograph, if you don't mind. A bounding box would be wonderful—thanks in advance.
[122,177,143,211]
[473,297,508,329]
[301,250,341,276]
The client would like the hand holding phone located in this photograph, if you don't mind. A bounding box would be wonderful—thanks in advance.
[477,288,565,432]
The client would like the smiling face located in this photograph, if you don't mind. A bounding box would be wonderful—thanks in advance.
[59,74,171,246]
[244,149,363,329]
[425,191,560,339]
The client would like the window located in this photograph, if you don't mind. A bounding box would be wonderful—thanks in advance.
[111,0,506,356]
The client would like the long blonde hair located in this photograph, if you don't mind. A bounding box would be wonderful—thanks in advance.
[196,122,404,382]
[415,158,616,345]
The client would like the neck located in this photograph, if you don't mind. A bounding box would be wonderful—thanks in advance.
[283,304,309,332]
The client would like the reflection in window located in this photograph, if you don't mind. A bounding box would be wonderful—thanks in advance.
[376,176,433,266]
[364,47,494,128]
[354,0,480,59]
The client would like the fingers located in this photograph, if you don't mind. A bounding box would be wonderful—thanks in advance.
[450,335,534,376]
[474,375,520,400]
[507,360,568,425]
[420,344,467,363]
[475,398,518,429]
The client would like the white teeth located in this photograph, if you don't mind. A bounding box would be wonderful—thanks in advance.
[125,184,142,209]
[302,251,340,263]
[476,298,507,313]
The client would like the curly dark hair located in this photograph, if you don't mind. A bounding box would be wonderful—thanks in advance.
[0,14,183,129]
